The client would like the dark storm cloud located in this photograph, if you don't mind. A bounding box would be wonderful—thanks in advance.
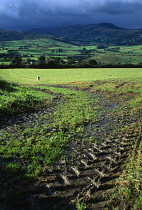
[0,0,142,30]
[94,0,142,14]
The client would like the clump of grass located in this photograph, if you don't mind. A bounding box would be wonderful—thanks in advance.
[54,95,98,130]
[0,78,16,92]
[5,162,25,175]
[75,196,87,210]
[0,86,99,177]
[0,82,52,115]
[109,124,142,209]
[41,86,99,131]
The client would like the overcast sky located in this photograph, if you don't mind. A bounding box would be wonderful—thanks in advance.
[0,0,142,30]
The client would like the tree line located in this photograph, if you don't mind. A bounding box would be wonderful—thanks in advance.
[1,53,142,69]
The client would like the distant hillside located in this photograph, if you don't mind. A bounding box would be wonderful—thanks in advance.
[0,28,63,42]
[1,23,142,46]
[48,23,142,45]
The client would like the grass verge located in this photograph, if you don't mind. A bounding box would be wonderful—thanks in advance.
[0,85,99,177]
[0,78,53,116]
[109,123,142,209]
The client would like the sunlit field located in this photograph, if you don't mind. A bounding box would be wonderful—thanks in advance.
[0,67,141,209]
[0,68,142,85]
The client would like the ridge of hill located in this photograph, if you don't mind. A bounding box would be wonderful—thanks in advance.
[47,23,142,45]
[1,23,142,46]
[0,28,66,42]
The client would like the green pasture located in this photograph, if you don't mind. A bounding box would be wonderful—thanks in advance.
[94,54,142,65]
[1,37,142,65]
[0,38,84,60]
[0,68,142,85]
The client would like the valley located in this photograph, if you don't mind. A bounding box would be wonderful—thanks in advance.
[0,23,142,210]
[1,23,142,67]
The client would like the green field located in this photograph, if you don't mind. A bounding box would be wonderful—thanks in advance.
[0,68,142,85]
[0,26,142,209]
[0,68,141,209]
[1,37,142,65]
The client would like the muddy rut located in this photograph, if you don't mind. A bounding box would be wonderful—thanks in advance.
[28,134,135,210]
[0,86,140,210]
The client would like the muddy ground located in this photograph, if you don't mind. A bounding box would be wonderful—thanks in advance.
[0,84,141,210]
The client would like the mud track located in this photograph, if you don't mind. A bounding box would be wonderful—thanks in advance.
[28,134,136,210]
[0,85,141,210]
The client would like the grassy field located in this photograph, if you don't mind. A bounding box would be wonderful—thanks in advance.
[0,38,83,62]
[1,37,142,65]
[0,68,141,209]
[0,68,142,85]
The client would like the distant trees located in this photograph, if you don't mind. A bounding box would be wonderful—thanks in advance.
[96,44,108,49]
[51,48,63,54]
[88,59,98,65]
[0,51,99,69]
[67,56,76,64]
[46,57,65,68]
[38,55,46,65]
[35,56,66,68]
[0,41,7,50]
[33,54,98,68]
[11,55,22,65]
[106,47,120,52]
[81,47,88,55]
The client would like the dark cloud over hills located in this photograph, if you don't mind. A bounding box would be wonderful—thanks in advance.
[0,0,142,30]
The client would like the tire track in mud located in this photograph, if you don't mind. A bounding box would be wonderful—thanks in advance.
[26,132,135,210]
[23,87,137,210]
[0,86,139,210]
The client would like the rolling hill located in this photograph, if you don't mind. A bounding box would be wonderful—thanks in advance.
[0,28,67,42]
[1,23,142,46]
[47,23,142,45]
[50,23,142,45]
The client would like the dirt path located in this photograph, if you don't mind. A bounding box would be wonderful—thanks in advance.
[28,133,135,210]
[0,86,141,210]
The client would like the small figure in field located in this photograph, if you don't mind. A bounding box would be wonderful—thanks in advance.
[37,76,40,80]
